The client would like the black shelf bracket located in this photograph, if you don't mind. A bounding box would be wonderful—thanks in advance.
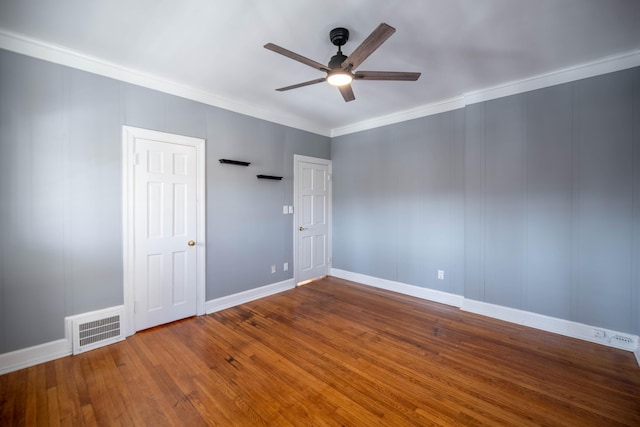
[219,159,250,166]
[256,175,283,180]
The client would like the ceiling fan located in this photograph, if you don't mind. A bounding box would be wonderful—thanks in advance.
[264,23,421,102]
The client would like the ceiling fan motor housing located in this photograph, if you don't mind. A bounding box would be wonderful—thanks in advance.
[329,52,348,69]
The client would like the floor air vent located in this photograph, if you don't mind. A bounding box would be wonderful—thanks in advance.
[70,307,125,354]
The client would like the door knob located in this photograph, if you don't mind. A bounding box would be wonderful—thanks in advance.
[188,240,196,246]
[299,226,306,231]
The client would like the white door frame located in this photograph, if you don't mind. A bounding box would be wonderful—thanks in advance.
[122,126,206,336]
[293,154,332,285]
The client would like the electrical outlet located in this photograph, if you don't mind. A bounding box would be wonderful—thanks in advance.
[437,270,445,280]
[271,264,276,274]
[283,262,288,271]
[593,329,606,339]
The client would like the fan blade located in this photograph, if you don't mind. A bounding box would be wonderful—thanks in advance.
[275,78,326,92]
[338,84,355,102]
[341,23,396,70]
[354,71,421,81]
[264,43,330,72]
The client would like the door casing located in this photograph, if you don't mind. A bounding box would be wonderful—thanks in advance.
[122,126,206,336]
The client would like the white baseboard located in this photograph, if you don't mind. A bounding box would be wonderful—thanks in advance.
[0,339,71,375]
[205,278,296,314]
[330,268,465,308]
[461,299,639,352]
[330,269,640,365]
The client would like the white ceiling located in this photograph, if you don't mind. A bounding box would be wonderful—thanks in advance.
[1,0,639,136]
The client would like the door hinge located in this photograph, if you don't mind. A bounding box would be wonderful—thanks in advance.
[327,174,331,181]
[134,152,140,166]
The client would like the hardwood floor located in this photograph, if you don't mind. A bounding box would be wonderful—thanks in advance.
[2,276,639,426]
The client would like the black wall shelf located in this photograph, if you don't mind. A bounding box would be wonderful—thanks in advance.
[257,175,283,180]
[219,159,250,166]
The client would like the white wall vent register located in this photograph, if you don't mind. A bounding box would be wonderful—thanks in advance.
[68,307,125,355]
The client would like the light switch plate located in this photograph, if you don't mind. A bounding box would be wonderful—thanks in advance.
[288,205,294,214]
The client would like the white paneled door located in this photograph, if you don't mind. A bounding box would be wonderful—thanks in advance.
[124,127,205,333]
[295,156,331,284]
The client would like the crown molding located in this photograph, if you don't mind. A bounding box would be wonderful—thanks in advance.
[463,49,640,106]
[331,96,465,138]
[1,29,639,138]
[0,30,331,137]
[332,49,640,137]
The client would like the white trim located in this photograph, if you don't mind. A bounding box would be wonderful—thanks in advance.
[330,268,464,308]
[461,299,639,353]
[332,49,640,137]
[331,269,640,366]
[122,126,206,336]
[0,339,71,375]
[294,155,332,285]
[205,279,295,314]
[2,30,639,138]
[331,96,465,137]
[463,49,640,106]
[0,30,329,137]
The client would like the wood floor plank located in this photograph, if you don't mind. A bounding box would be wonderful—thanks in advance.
[256,291,509,424]
[24,366,38,426]
[46,387,60,427]
[2,276,639,425]
[202,313,344,426]
[1,372,17,426]
[53,358,79,426]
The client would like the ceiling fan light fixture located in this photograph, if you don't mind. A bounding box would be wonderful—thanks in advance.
[327,71,353,86]
[265,23,419,102]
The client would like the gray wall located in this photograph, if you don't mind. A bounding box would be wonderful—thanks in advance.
[1,46,638,355]
[333,67,640,336]
[332,110,467,296]
[0,49,330,354]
